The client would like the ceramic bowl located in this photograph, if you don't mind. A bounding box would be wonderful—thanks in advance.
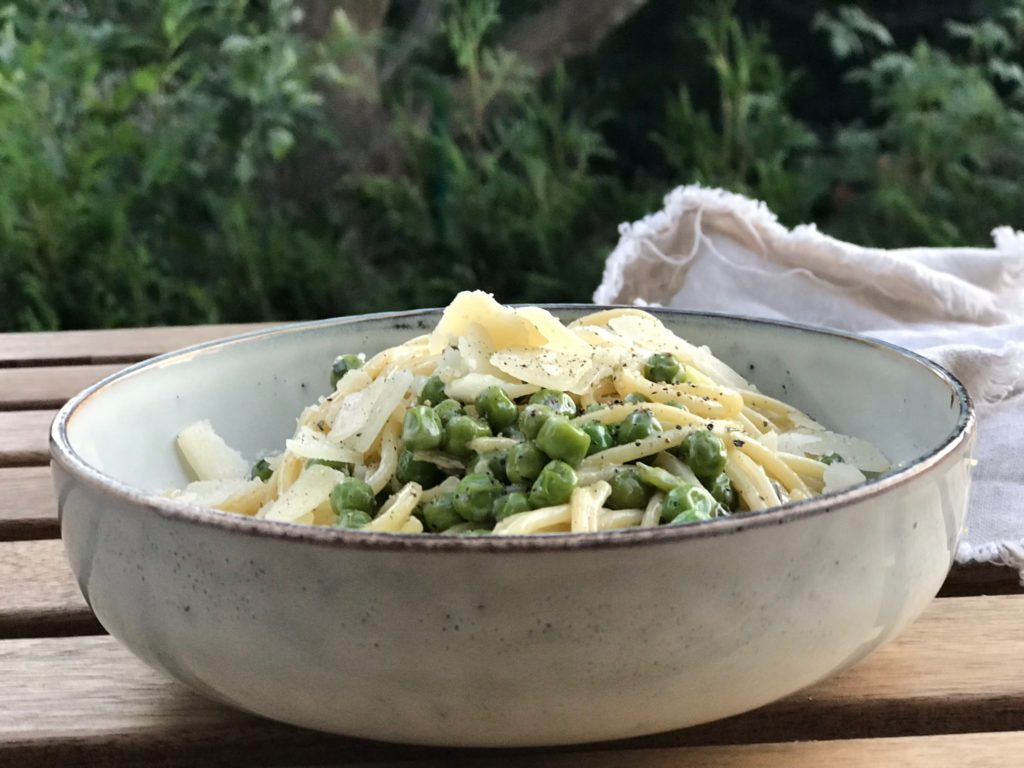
[50,307,975,747]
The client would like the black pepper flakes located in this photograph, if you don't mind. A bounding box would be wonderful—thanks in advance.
[733,439,746,447]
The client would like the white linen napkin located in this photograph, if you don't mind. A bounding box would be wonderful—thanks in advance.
[595,185,1024,581]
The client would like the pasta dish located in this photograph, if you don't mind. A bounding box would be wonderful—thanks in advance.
[168,292,889,535]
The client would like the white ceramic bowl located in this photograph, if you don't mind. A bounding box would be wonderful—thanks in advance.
[51,308,975,747]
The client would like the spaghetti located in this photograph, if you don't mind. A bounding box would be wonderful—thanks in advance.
[168,292,889,534]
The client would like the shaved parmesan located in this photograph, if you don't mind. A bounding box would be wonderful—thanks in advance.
[823,461,867,493]
[444,373,539,403]
[262,464,345,524]
[776,429,890,472]
[330,368,414,453]
[176,420,248,481]
[490,348,597,394]
[168,478,268,515]
[286,426,362,464]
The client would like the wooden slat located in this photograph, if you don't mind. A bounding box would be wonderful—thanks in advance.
[0,364,124,410]
[0,596,1021,766]
[0,324,271,368]
[0,467,57,541]
[391,732,1024,768]
[0,410,54,467]
[0,540,98,638]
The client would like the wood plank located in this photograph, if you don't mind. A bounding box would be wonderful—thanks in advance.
[0,539,99,639]
[0,364,124,410]
[0,596,1022,765]
[0,410,55,467]
[365,732,1024,768]
[0,467,57,541]
[0,324,271,368]
[419,732,1024,768]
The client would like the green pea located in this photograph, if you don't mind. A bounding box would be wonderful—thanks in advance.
[709,473,737,511]
[250,458,273,482]
[330,353,363,388]
[396,450,443,488]
[506,441,547,484]
[433,398,464,425]
[615,410,662,444]
[819,452,844,465]
[401,405,444,452]
[421,494,463,533]
[623,392,651,404]
[678,431,727,480]
[529,460,578,508]
[443,415,491,458]
[636,462,685,493]
[453,472,503,523]
[606,467,653,509]
[329,478,375,515]
[472,452,509,484]
[661,483,716,524]
[643,352,684,384]
[536,415,591,467]
[528,389,577,417]
[500,423,525,440]
[519,403,554,440]
[475,386,518,431]
[306,458,352,473]
[336,509,373,529]
[493,491,531,521]
[419,375,447,406]
[584,402,607,414]
[580,422,614,455]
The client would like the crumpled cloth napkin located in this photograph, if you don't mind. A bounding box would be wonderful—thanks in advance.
[595,185,1024,581]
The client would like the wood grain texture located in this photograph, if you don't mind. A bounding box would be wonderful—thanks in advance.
[0,410,55,467]
[363,732,1024,768]
[0,467,57,540]
[0,539,99,638]
[0,364,124,410]
[0,596,1022,766]
[0,323,272,368]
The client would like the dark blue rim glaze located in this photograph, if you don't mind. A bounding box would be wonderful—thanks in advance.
[50,305,976,552]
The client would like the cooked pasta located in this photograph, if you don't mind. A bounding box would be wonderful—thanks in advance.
[167,291,890,534]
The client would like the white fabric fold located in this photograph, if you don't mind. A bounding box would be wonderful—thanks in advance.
[595,185,1024,582]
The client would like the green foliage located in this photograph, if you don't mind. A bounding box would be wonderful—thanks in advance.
[0,0,376,329]
[1,0,1023,331]
[817,3,1024,246]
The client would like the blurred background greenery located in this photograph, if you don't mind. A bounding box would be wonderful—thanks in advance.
[2,0,1023,330]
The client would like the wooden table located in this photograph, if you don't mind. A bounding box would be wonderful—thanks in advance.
[2,325,1023,766]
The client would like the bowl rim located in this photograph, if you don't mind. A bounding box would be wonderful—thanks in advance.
[50,305,976,552]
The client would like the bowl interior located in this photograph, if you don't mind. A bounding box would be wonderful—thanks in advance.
[63,309,965,495]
